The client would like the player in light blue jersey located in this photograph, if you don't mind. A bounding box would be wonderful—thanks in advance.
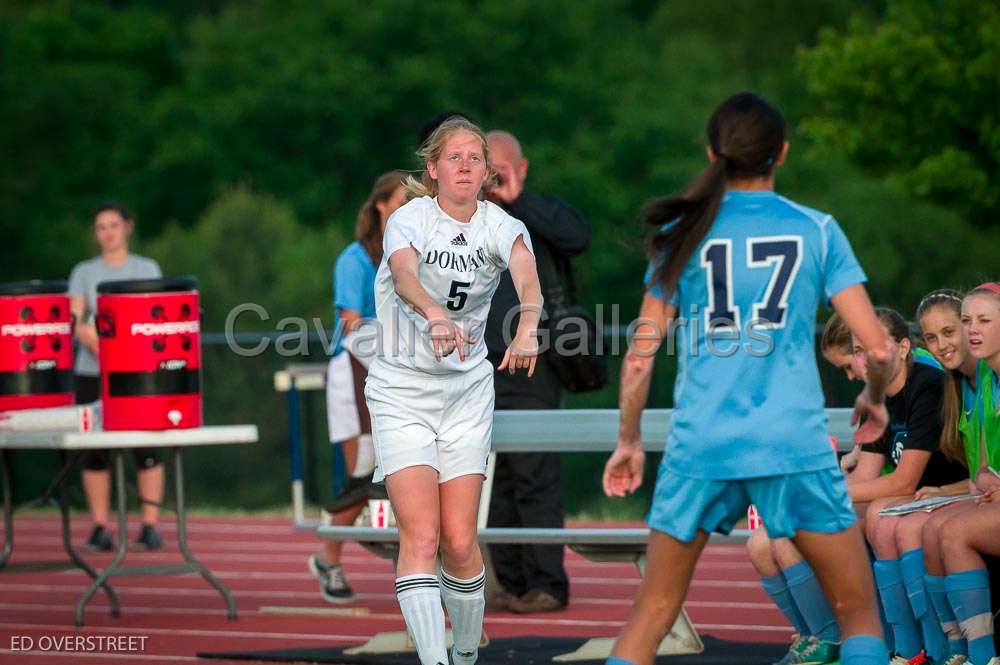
[601,93,899,665]
[310,171,407,603]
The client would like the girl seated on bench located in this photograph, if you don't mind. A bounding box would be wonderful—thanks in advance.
[918,284,1000,665]
[871,289,980,665]
[747,307,966,665]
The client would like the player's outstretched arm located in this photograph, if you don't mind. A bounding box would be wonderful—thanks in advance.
[603,294,676,497]
[498,236,542,376]
[830,284,897,444]
[848,449,930,502]
[388,247,470,361]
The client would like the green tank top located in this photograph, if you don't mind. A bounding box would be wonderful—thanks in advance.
[964,361,1000,478]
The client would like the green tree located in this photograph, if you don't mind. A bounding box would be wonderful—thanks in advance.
[147,185,347,331]
[799,0,1000,225]
[0,1,185,281]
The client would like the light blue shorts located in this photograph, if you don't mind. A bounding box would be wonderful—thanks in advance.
[646,465,856,541]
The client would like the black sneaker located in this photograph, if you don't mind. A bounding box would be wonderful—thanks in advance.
[325,473,376,513]
[308,553,354,603]
[134,524,163,551]
[84,524,114,552]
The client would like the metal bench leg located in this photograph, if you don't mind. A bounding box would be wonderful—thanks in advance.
[287,383,306,526]
[173,446,237,620]
[635,553,704,655]
[76,450,129,627]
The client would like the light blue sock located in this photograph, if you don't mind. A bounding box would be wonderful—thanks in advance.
[926,573,966,656]
[867,546,895,654]
[840,634,888,665]
[900,549,948,661]
[875,583,896,654]
[873,559,922,658]
[946,568,995,665]
[605,658,635,665]
[762,573,811,636]
[783,561,840,643]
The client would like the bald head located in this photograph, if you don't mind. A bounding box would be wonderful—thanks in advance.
[486,130,524,161]
[485,130,529,203]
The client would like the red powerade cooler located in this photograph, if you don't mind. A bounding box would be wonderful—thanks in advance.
[0,280,74,411]
[96,277,202,430]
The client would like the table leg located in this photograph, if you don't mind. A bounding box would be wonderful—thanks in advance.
[1,450,13,570]
[75,450,128,627]
[173,446,237,619]
[56,451,119,615]
[288,384,306,525]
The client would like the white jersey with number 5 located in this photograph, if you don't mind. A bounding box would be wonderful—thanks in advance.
[372,195,532,375]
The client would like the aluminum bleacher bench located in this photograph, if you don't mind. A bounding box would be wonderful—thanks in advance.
[316,407,858,660]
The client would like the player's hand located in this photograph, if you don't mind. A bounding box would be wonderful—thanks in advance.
[977,486,1000,504]
[602,443,644,497]
[973,467,1000,494]
[915,486,946,500]
[840,445,860,473]
[78,323,100,355]
[487,163,523,205]
[498,329,538,376]
[427,313,472,362]
[851,390,889,445]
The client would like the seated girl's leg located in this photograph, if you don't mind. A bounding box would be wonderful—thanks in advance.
[923,503,974,576]
[865,498,908,559]
[386,465,447,665]
[773,537,839,645]
[747,526,781,578]
[895,511,949,660]
[748,527,811,640]
[941,504,1000,665]
[439,474,487,665]
[912,503,979,659]
[866,498,923,658]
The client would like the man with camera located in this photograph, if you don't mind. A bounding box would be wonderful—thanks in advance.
[483,130,590,613]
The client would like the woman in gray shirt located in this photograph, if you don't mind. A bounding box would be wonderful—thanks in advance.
[68,202,164,552]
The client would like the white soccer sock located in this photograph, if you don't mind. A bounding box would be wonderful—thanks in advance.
[440,567,486,664]
[395,574,448,665]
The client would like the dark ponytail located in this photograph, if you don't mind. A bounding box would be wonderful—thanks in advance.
[874,307,912,348]
[647,92,786,300]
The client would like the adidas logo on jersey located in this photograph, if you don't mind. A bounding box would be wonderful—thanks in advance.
[450,233,468,246]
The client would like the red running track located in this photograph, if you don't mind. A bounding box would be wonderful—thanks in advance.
[0,515,791,664]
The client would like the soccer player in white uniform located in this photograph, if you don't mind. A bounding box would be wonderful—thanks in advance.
[366,117,542,665]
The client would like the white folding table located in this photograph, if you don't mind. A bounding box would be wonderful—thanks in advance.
[0,425,258,626]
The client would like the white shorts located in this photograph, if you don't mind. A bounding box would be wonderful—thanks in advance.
[326,352,361,442]
[365,359,494,484]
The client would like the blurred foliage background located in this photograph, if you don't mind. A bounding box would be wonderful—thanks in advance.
[3,0,997,516]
